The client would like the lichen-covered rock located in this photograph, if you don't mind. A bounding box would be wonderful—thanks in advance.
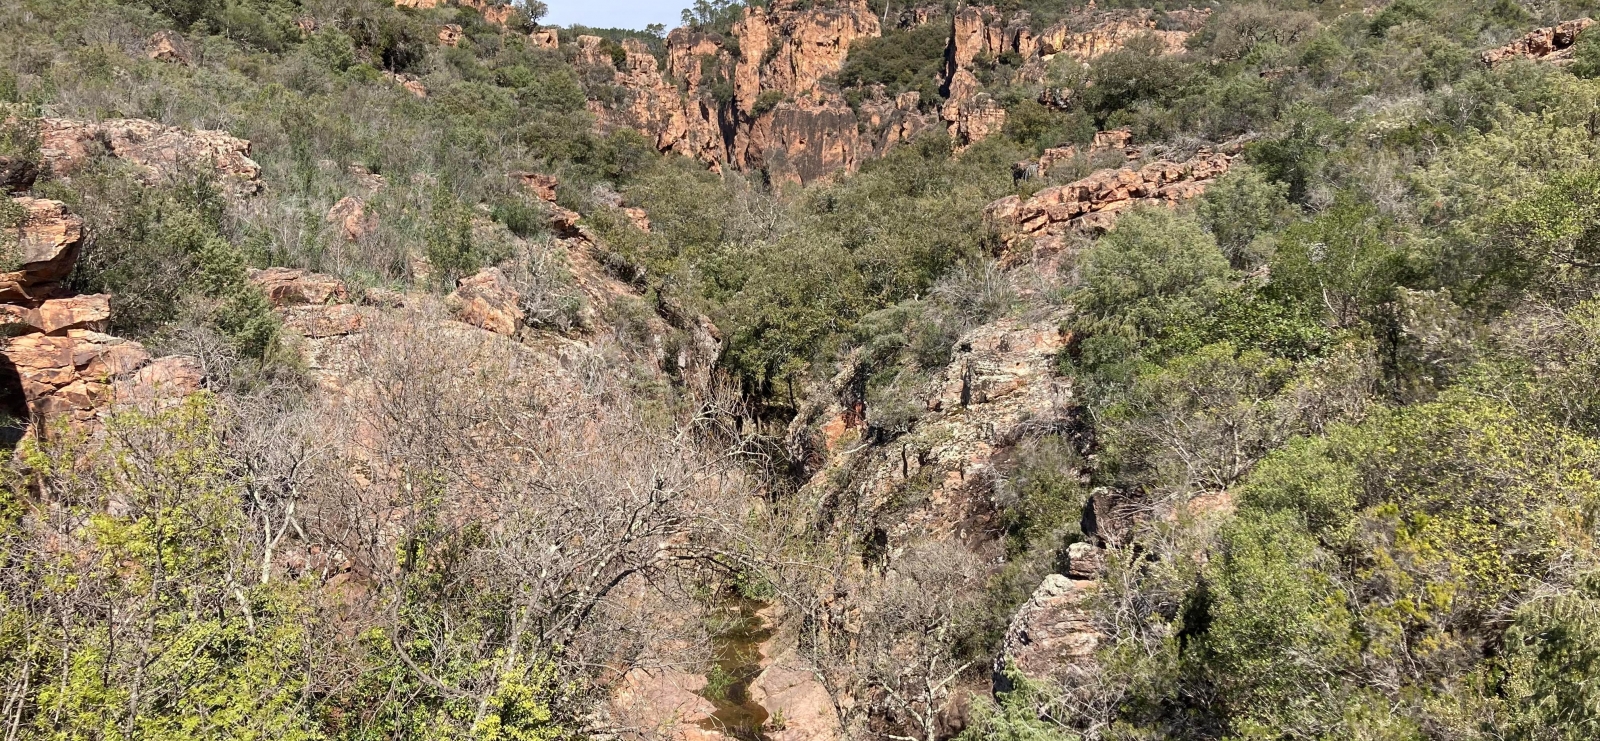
[39,118,262,194]
[248,267,351,307]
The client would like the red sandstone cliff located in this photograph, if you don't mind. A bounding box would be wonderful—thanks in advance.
[581,1,1205,184]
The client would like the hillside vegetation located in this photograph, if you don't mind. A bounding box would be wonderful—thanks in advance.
[4,0,1600,739]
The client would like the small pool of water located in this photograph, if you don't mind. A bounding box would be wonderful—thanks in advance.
[698,597,774,741]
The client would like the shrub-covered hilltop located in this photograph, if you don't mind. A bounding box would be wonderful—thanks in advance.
[6,0,1600,738]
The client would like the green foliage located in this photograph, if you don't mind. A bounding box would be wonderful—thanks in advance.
[834,22,950,102]
[63,174,280,358]
[1266,198,1407,328]
[1500,575,1600,739]
[1572,30,1600,79]
[1066,208,1232,383]
[4,397,326,741]
[1195,164,1291,270]
[1081,35,1197,126]
[957,665,1079,741]
[1001,99,1094,155]
[999,435,1086,556]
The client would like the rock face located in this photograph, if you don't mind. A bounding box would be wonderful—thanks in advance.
[1482,18,1594,66]
[1,197,83,302]
[790,307,1077,545]
[1,196,202,434]
[39,118,262,194]
[585,2,1202,183]
[994,574,1102,693]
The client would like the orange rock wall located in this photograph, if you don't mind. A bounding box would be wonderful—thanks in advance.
[585,2,1203,184]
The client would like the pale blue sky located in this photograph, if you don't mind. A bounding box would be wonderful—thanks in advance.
[543,0,683,31]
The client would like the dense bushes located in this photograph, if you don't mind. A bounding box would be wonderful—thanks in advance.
[833,22,949,103]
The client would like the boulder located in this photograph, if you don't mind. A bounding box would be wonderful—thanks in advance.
[324,196,375,242]
[146,30,192,64]
[1065,541,1103,580]
[117,355,205,404]
[248,267,351,307]
[438,24,463,46]
[448,268,523,336]
[0,197,83,302]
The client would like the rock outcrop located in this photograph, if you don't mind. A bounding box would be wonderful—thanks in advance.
[39,118,262,194]
[438,23,463,46]
[790,307,1077,545]
[325,196,375,242]
[146,30,192,65]
[609,667,723,741]
[1,196,202,433]
[987,137,1239,265]
[248,267,351,306]
[1,197,82,302]
[994,573,1102,693]
[448,267,524,336]
[584,2,1203,182]
[1482,18,1594,66]
[748,661,844,741]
